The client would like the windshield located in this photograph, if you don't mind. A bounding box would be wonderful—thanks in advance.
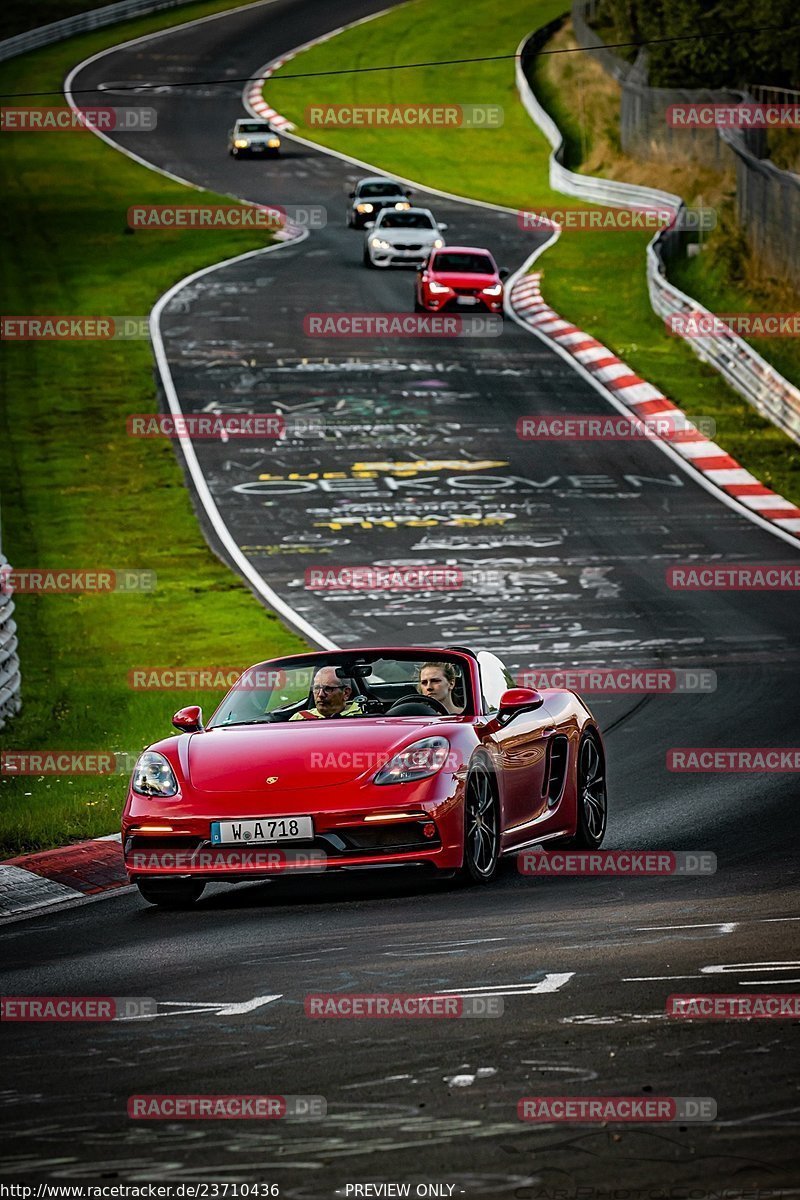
[209,655,471,726]
[378,212,435,229]
[359,182,404,197]
[238,122,272,133]
[432,252,495,274]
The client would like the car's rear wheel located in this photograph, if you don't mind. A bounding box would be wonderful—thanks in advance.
[458,761,500,884]
[565,732,607,849]
[136,879,205,908]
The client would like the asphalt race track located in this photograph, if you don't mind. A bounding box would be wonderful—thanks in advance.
[3,0,799,1191]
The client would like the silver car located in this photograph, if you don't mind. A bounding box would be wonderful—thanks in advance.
[363,207,447,268]
[228,119,281,158]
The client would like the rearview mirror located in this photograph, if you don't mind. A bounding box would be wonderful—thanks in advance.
[172,705,204,733]
[497,688,543,725]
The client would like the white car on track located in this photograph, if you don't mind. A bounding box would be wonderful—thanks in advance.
[363,208,447,268]
[228,118,281,158]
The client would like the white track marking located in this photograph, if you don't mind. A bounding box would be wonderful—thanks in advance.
[215,994,283,1014]
[436,973,574,996]
[623,975,705,982]
[740,979,800,985]
[119,994,283,1019]
[701,961,800,974]
[150,239,341,650]
[634,922,739,933]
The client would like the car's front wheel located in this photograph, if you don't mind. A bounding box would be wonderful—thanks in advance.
[458,761,500,884]
[136,879,205,908]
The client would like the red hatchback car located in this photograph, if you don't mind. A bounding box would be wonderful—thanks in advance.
[122,647,607,907]
[415,246,508,314]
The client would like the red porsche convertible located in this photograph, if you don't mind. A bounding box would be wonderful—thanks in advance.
[123,647,607,906]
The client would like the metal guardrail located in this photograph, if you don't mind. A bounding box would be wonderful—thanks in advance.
[0,0,198,63]
[516,27,800,446]
[0,554,21,730]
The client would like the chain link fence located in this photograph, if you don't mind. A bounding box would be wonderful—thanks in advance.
[0,528,22,730]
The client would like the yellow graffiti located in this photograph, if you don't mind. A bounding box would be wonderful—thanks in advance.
[351,459,507,477]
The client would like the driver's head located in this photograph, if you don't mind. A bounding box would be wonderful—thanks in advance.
[418,662,457,706]
[311,666,353,717]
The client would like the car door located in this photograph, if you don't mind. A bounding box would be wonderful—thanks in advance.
[476,651,552,839]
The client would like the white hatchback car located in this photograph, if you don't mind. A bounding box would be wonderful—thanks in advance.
[228,119,281,158]
[363,208,447,268]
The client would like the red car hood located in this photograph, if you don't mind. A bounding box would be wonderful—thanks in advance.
[183,718,454,794]
[430,271,498,289]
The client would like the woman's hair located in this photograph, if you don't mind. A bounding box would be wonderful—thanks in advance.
[417,661,458,688]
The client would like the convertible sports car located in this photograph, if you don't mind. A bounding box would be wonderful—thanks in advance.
[123,647,607,906]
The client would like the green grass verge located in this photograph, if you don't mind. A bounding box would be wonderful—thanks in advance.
[264,0,799,510]
[0,0,308,856]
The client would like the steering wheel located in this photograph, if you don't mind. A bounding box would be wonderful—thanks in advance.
[386,693,450,716]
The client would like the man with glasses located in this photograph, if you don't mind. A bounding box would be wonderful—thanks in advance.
[289,665,362,720]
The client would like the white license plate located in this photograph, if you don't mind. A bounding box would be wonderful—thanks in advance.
[211,817,313,845]
[457,296,478,305]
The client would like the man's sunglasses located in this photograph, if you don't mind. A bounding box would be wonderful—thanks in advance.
[312,684,344,695]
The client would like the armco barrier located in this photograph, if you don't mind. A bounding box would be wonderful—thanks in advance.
[0,0,199,63]
[516,25,800,446]
[0,552,21,730]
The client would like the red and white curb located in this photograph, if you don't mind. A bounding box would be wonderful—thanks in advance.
[245,53,296,132]
[0,833,128,918]
[510,274,800,539]
[244,9,392,134]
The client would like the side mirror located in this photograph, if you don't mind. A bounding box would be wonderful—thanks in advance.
[348,191,356,198]
[438,222,448,231]
[497,688,543,725]
[499,267,510,281]
[404,189,413,197]
[172,705,204,733]
[364,221,375,229]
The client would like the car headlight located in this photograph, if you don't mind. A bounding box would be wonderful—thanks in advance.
[234,139,250,148]
[371,238,392,250]
[356,203,374,213]
[268,138,281,148]
[482,283,503,295]
[373,737,451,785]
[132,751,179,797]
[433,238,444,248]
[395,201,411,210]
[428,281,451,294]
